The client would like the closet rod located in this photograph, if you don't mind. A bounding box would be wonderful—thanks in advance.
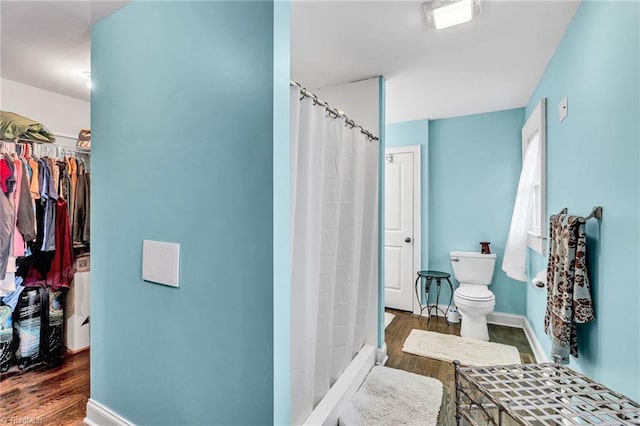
[290,80,379,142]
[2,137,91,153]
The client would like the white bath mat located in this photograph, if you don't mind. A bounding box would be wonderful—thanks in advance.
[402,329,521,367]
[384,312,395,329]
[339,366,443,426]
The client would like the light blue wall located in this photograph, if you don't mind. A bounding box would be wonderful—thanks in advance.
[525,1,640,400]
[386,119,430,273]
[386,111,526,315]
[273,1,290,424]
[429,109,526,314]
[91,2,277,424]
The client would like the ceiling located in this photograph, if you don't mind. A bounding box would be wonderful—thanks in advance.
[0,0,129,102]
[1,1,579,122]
[292,1,580,123]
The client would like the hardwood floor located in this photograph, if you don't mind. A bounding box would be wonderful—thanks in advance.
[0,350,89,426]
[384,309,535,426]
[0,314,534,426]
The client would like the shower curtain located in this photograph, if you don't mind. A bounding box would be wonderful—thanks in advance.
[290,86,379,425]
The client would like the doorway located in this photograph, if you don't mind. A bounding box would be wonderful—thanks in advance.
[384,145,421,313]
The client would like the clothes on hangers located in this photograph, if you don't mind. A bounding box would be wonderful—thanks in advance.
[38,158,58,252]
[0,140,88,290]
[0,192,14,280]
[73,161,90,245]
[67,156,77,228]
[12,156,26,257]
[16,158,36,244]
[44,198,74,290]
[1,155,16,195]
[28,157,40,200]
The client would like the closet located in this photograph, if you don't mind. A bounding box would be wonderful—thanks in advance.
[0,130,91,373]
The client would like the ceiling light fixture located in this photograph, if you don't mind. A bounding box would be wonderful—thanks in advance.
[423,0,480,30]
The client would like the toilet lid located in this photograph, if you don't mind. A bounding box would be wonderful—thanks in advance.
[456,286,495,301]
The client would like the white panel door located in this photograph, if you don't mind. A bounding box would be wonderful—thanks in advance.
[384,151,415,311]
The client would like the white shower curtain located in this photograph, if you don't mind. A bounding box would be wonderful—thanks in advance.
[502,134,540,282]
[290,87,379,425]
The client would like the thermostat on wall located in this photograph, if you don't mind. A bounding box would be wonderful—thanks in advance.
[142,240,180,288]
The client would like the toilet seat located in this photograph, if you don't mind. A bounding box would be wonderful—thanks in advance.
[455,285,495,302]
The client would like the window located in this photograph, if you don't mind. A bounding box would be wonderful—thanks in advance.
[522,99,546,254]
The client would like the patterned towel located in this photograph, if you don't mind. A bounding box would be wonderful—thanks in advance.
[544,213,595,364]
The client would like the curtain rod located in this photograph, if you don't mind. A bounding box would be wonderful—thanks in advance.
[290,80,379,142]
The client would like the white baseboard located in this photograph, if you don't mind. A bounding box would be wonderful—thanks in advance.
[486,311,525,329]
[376,343,388,365]
[488,311,548,363]
[419,305,548,364]
[304,344,376,426]
[522,317,549,363]
[66,345,90,355]
[84,399,134,426]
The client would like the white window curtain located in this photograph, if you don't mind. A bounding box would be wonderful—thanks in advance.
[502,133,540,282]
[290,87,379,425]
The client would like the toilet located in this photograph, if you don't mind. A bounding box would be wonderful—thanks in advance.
[450,251,497,341]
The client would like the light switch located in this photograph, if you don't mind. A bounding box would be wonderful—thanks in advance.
[142,240,180,288]
[559,96,568,122]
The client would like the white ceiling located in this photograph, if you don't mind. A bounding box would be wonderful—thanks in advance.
[0,0,129,102]
[1,1,579,122]
[292,1,580,123]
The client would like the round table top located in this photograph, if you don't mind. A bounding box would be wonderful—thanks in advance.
[417,270,451,278]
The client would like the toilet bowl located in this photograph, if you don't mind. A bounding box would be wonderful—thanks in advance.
[450,251,497,342]
[454,285,495,341]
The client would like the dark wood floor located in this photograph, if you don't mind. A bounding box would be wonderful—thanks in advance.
[0,314,533,426]
[385,309,535,426]
[0,350,89,426]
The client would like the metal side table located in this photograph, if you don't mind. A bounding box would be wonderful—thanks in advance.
[414,270,454,325]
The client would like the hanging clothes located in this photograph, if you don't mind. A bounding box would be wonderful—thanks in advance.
[73,162,89,245]
[0,140,88,297]
[57,160,71,205]
[12,157,26,257]
[0,158,15,194]
[38,158,58,252]
[544,213,595,364]
[48,158,60,192]
[45,198,74,290]
[16,160,36,244]
[82,172,90,244]
[28,158,40,200]
[0,174,14,280]
[67,156,76,229]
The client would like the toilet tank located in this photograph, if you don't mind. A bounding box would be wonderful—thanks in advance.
[450,251,496,285]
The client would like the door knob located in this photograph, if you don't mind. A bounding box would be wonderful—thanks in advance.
[404,237,412,243]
